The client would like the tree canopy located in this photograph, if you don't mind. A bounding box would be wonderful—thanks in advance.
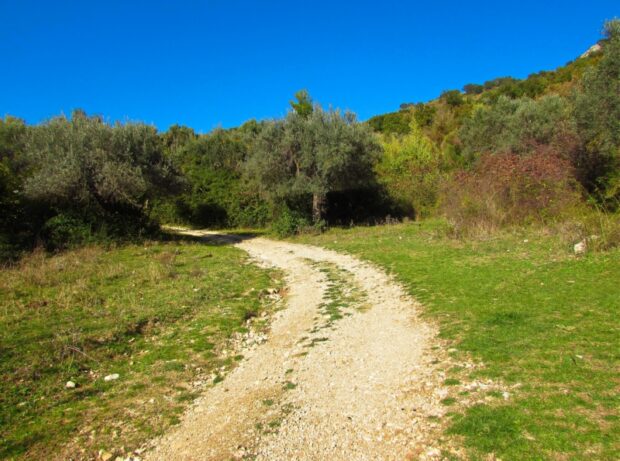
[245,105,380,222]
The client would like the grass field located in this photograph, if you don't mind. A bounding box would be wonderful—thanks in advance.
[293,221,620,460]
[0,237,281,460]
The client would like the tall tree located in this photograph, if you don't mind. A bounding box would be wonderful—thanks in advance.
[289,89,314,119]
[246,104,380,223]
[24,110,179,220]
[574,19,620,201]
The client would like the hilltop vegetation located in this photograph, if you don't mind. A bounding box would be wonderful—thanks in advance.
[1,20,619,256]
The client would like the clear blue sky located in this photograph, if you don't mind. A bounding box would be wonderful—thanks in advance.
[0,1,617,132]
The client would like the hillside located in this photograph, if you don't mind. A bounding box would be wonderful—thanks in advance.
[367,47,603,137]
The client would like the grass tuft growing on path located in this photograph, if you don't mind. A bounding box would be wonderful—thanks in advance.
[307,261,366,337]
[294,220,619,460]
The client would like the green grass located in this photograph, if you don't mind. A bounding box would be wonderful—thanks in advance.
[308,261,366,335]
[293,220,620,460]
[0,239,281,460]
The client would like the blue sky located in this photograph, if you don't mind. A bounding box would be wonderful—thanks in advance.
[0,1,617,132]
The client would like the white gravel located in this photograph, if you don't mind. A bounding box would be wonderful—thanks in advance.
[145,232,448,461]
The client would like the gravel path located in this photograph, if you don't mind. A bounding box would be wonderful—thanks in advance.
[145,232,448,461]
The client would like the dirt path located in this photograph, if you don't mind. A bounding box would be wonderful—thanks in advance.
[145,232,448,461]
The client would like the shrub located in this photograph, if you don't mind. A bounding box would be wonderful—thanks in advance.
[441,90,465,107]
[460,95,576,161]
[413,103,436,127]
[463,83,484,95]
[41,214,92,251]
[574,19,620,202]
[441,148,583,235]
[376,122,450,218]
[366,111,412,135]
[270,207,311,237]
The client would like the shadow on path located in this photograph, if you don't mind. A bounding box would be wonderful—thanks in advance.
[161,227,261,246]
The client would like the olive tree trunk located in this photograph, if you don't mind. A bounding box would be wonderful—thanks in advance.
[312,192,326,224]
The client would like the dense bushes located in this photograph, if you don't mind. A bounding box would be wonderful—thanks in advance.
[376,122,450,218]
[24,112,176,213]
[156,127,270,228]
[441,149,582,234]
[459,95,576,159]
[1,20,618,256]
[0,111,179,259]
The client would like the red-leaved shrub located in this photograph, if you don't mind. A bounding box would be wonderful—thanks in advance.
[441,147,584,234]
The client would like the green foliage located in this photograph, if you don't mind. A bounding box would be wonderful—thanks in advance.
[460,95,575,159]
[41,214,92,251]
[440,89,464,107]
[246,104,381,222]
[289,89,314,119]
[270,207,311,237]
[161,124,196,155]
[17,110,181,247]
[366,111,412,135]
[0,116,30,258]
[376,122,449,218]
[463,83,484,95]
[574,19,620,202]
[157,127,270,228]
[295,221,620,460]
[413,103,436,127]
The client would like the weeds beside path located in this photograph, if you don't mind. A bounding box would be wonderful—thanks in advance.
[146,231,453,460]
[0,239,281,460]
[293,220,620,460]
[5,222,614,460]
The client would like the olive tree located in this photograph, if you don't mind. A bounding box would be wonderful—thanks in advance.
[24,110,179,224]
[245,104,380,223]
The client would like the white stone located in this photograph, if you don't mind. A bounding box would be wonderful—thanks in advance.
[574,239,587,255]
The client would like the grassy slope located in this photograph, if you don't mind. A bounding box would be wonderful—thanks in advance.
[0,239,280,460]
[293,221,619,460]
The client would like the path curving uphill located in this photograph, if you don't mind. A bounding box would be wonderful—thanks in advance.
[146,231,448,461]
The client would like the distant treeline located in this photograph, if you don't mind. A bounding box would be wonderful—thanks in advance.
[1,20,618,260]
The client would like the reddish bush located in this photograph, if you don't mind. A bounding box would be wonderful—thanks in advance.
[441,147,584,234]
